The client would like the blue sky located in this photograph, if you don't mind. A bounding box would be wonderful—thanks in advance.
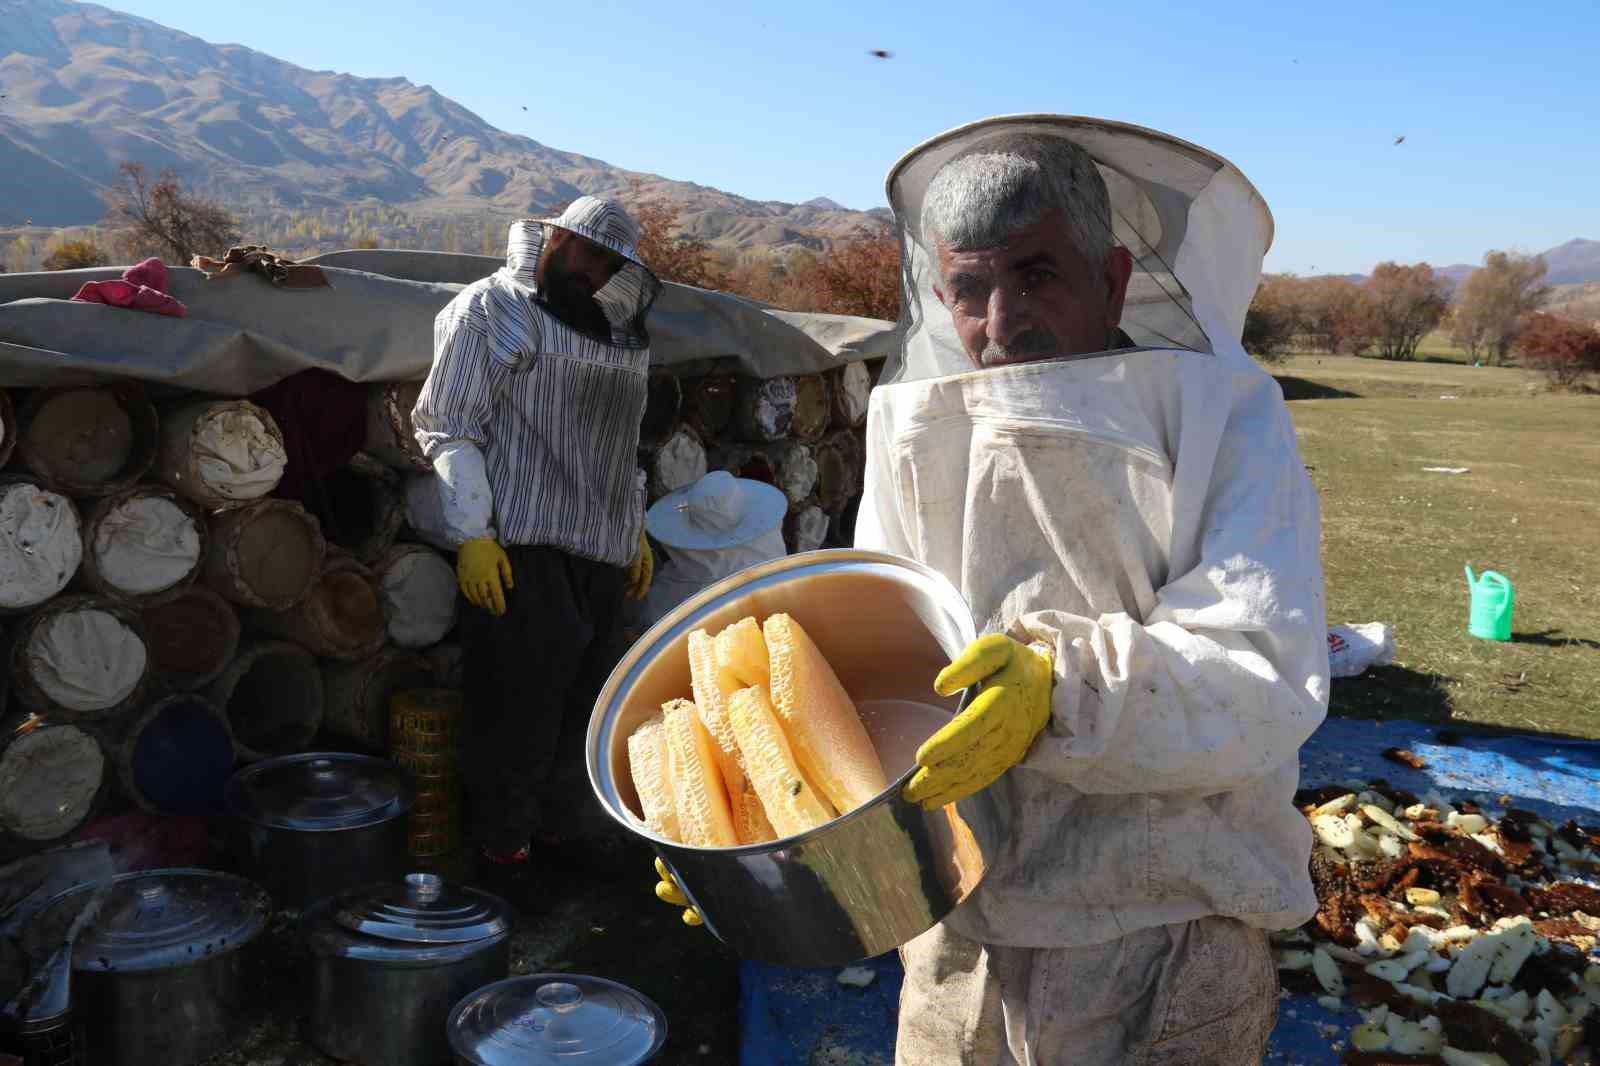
[108,0,1598,275]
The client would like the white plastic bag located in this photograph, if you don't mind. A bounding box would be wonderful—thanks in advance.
[1328,623,1396,679]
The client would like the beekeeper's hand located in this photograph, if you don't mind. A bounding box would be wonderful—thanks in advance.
[625,528,654,601]
[653,857,704,928]
[457,537,513,616]
[904,635,1055,810]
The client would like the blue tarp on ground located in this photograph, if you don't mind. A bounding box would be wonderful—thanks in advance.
[739,717,1600,1066]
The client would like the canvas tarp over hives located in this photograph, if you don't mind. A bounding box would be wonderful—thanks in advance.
[0,249,899,394]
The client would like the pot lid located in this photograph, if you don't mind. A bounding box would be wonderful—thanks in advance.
[333,873,510,944]
[447,974,667,1066]
[224,751,413,831]
[25,869,270,973]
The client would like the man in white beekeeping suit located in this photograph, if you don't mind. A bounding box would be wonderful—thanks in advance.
[870,116,1328,1064]
[655,117,1329,1062]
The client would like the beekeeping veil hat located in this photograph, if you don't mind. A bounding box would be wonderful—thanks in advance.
[518,195,662,349]
[633,471,789,629]
[883,114,1273,383]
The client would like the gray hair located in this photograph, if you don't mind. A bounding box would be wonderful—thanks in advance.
[920,134,1113,275]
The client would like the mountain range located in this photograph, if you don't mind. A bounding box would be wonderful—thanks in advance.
[0,0,888,253]
[1431,239,1600,287]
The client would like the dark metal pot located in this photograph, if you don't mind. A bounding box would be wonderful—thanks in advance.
[225,751,415,909]
[447,974,667,1065]
[19,869,270,1066]
[305,872,512,1066]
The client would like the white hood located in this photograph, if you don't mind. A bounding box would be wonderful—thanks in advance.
[884,114,1274,384]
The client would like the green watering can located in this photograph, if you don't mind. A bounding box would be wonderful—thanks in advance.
[1464,566,1515,641]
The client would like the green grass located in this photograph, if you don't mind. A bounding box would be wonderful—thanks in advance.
[1412,329,1473,364]
[1278,354,1600,740]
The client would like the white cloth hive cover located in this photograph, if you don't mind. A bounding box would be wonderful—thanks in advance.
[93,495,202,595]
[0,483,82,609]
[646,471,787,550]
[194,408,287,500]
[0,725,104,840]
[636,526,789,630]
[637,471,790,628]
[29,608,148,712]
[379,548,459,648]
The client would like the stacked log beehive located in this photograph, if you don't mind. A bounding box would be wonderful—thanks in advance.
[0,355,877,868]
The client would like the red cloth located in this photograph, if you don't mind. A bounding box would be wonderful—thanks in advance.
[70,256,188,317]
[72,810,215,873]
[251,368,371,501]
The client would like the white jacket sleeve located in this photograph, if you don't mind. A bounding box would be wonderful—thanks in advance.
[431,440,496,546]
[1014,392,1329,797]
[412,289,522,547]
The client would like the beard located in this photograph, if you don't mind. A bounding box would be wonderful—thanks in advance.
[541,270,613,341]
[978,327,1061,367]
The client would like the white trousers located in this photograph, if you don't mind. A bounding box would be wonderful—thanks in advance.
[895,916,1279,1065]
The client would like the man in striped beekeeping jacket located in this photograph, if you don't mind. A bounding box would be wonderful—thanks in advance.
[848,118,1329,1063]
[413,197,661,870]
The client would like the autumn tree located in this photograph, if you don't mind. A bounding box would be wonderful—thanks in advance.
[627,183,728,290]
[41,240,109,271]
[4,237,36,273]
[1242,273,1303,361]
[1516,312,1600,389]
[106,161,239,264]
[784,229,902,321]
[1451,251,1550,366]
[1292,275,1376,354]
[723,253,800,307]
[1363,262,1450,360]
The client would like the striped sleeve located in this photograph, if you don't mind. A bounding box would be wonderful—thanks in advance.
[413,292,519,459]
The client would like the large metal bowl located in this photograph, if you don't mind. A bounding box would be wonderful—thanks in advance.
[588,549,985,967]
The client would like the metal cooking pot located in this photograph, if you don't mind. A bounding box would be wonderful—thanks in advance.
[447,974,666,1065]
[588,549,986,967]
[225,751,414,909]
[19,869,270,1066]
[305,872,512,1066]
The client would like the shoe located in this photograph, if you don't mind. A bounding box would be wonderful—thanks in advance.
[470,844,536,908]
[480,845,531,866]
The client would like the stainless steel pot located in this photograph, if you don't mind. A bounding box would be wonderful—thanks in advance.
[304,872,512,1066]
[224,751,415,909]
[588,549,986,967]
[447,974,666,1065]
[19,869,270,1066]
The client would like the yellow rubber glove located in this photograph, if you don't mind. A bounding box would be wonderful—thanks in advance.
[457,537,513,616]
[652,857,704,928]
[625,528,654,601]
[903,634,1055,810]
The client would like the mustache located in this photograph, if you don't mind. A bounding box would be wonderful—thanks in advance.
[979,328,1061,367]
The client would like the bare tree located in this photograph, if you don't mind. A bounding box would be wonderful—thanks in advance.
[1450,251,1550,366]
[1364,262,1450,360]
[106,162,239,264]
[4,236,36,273]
